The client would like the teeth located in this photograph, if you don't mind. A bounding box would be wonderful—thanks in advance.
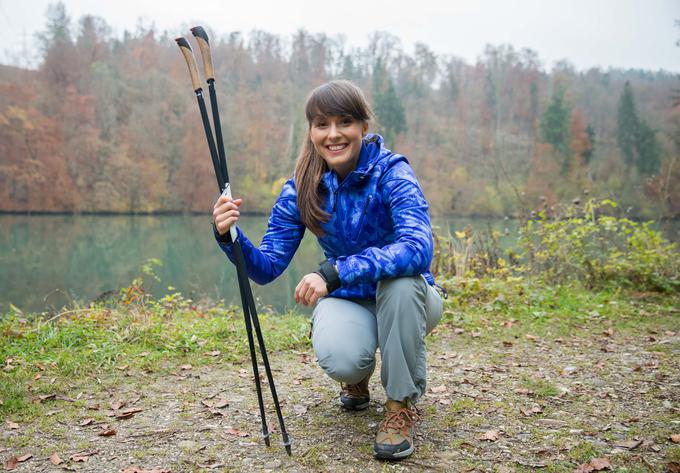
[328,144,347,151]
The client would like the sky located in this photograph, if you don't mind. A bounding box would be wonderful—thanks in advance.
[0,0,678,72]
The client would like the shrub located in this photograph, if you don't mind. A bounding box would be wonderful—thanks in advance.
[519,199,679,291]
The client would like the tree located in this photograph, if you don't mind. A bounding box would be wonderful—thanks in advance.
[372,59,406,147]
[540,87,570,156]
[616,81,661,175]
[617,81,639,167]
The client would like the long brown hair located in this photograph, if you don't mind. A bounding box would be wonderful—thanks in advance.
[294,80,373,235]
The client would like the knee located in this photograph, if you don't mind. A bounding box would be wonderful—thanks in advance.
[316,347,375,385]
[377,276,427,303]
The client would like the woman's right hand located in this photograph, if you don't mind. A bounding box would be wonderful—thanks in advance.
[213,196,243,236]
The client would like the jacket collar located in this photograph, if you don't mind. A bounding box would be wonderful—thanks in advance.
[321,134,384,190]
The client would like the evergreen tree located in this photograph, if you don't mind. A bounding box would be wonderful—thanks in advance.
[540,87,570,156]
[616,81,661,175]
[636,122,661,175]
[584,124,595,164]
[372,60,406,147]
[617,81,639,167]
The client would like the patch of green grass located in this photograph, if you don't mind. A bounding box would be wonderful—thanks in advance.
[667,446,680,463]
[520,376,560,398]
[0,302,311,422]
[567,441,605,463]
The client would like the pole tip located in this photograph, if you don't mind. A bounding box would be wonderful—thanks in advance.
[190,25,209,43]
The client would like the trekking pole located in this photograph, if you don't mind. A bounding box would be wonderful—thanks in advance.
[175,35,292,456]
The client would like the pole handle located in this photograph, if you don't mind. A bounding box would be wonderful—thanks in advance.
[190,26,215,82]
[221,183,238,242]
[175,37,202,92]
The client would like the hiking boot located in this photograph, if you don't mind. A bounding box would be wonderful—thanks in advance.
[373,400,421,460]
[339,374,371,411]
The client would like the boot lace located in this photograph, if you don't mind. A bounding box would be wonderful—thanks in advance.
[379,406,421,436]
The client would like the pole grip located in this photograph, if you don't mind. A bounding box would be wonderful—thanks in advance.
[221,183,238,242]
[175,37,202,92]
[190,26,215,82]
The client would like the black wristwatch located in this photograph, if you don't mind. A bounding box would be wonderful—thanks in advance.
[315,259,341,293]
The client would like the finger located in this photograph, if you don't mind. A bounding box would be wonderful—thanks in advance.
[303,285,316,306]
[294,279,305,304]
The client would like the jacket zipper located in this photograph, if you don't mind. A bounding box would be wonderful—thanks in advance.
[352,195,372,240]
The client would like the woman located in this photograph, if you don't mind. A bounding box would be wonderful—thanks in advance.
[213,80,443,460]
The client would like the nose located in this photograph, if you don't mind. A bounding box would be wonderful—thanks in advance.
[328,122,340,140]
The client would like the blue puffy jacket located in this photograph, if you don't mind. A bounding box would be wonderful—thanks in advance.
[217,134,435,300]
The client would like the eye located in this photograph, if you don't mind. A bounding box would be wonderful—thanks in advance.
[340,117,354,125]
[314,120,328,129]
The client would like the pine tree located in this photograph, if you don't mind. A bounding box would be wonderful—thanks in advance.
[372,60,406,147]
[540,88,570,156]
[616,81,661,175]
[617,81,639,167]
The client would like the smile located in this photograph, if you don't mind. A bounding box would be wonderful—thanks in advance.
[327,144,348,152]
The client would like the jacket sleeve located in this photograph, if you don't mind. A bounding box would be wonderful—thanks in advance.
[217,180,305,285]
[334,164,433,285]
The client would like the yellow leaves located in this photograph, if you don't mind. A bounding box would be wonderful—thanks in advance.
[455,231,466,239]
[4,106,33,130]
[271,176,288,196]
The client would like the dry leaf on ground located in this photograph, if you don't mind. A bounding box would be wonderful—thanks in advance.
[671,434,680,443]
[574,457,612,472]
[6,421,19,430]
[477,429,501,441]
[49,453,62,465]
[98,425,116,436]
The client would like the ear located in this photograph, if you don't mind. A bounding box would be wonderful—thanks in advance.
[361,121,369,135]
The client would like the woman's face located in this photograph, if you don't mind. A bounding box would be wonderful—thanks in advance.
[310,115,368,179]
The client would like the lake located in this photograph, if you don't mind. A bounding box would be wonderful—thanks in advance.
[0,214,677,315]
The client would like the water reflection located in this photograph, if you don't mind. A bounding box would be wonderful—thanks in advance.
[0,214,677,314]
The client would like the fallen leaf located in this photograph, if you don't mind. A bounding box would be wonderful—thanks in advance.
[477,430,501,441]
[34,393,56,403]
[293,404,307,415]
[79,418,94,426]
[34,373,41,380]
[454,328,464,335]
[471,331,481,338]
[180,364,192,370]
[117,365,129,371]
[110,400,126,410]
[430,385,447,393]
[206,350,221,357]
[97,426,116,437]
[15,454,32,463]
[574,457,612,472]
[214,399,229,408]
[69,451,96,462]
[526,334,538,341]
[438,398,452,405]
[612,439,642,449]
[49,453,62,465]
[224,427,249,437]
[668,462,680,473]
[6,421,19,430]
[114,407,143,420]
[671,434,680,444]
[3,457,17,471]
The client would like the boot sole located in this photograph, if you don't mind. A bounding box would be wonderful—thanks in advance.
[373,444,415,460]
[339,399,370,411]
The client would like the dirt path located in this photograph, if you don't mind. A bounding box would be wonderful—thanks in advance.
[2,309,679,472]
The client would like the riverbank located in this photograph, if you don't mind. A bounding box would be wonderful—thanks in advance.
[1,281,678,472]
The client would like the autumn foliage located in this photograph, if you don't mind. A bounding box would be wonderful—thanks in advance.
[0,5,678,217]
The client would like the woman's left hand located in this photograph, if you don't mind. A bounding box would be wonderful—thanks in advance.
[295,273,328,306]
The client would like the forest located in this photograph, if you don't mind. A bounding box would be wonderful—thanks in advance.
[1,3,678,218]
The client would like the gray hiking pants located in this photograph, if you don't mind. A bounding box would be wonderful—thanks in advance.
[311,276,443,404]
